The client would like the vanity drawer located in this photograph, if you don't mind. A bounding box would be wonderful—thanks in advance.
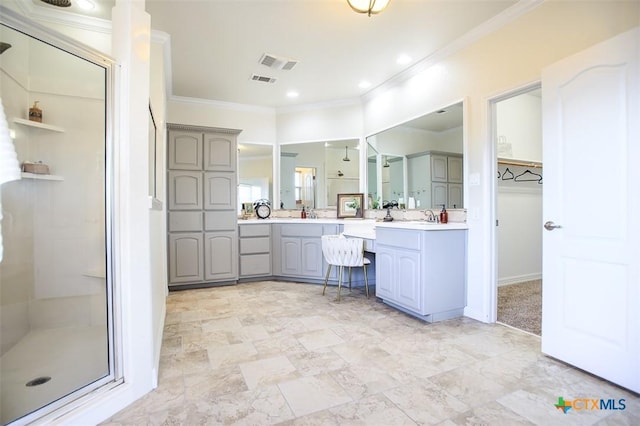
[204,211,237,231]
[376,228,421,250]
[240,254,271,276]
[239,224,271,237]
[169,211,202,232]
[240,237,271,254]
[279,224,323,237]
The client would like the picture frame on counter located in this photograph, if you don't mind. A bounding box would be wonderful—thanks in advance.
[337,193,364,219]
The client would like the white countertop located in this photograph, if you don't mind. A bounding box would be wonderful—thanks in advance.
[238,218,468,232]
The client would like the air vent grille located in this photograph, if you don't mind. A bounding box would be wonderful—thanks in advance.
[250,74,277,84]
[259,53,298,71]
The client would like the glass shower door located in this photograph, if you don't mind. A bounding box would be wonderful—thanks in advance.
[0,11,115,425]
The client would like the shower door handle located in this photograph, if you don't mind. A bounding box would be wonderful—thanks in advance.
[544,221,562,231]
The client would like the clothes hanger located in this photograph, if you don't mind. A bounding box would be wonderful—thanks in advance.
[514,169,543,182]
[501,167,514,180]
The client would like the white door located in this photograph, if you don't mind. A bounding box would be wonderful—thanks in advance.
[541,27,639,392]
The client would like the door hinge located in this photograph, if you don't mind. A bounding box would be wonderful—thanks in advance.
[496,220,499,226]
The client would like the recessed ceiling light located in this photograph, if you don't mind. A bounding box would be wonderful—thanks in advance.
[286,91,299,98]
[77,0,95,10]
[397,54,412,65]
[358,81,371,89]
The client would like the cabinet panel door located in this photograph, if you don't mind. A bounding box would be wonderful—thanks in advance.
[204,231,237,281]
[204,134,236,171]
[204,172,236,210]
[300,238,323,277]
[447,156,463,183]
[168,131,202,170]
[375,247,395,299]
[396,250,422,312]
[168,233,203,284]
[169,171,202,210]
[431,182,447,208]
[281,237,301,276]
[448,183,463,209]
[431,155,448,182]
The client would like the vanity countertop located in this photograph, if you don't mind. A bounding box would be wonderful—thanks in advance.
[238,218,467,232]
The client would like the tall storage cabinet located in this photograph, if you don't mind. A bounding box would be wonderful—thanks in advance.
[408,151,463,209]
[167,124,241,288]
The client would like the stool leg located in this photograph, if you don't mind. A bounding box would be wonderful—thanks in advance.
[348,267,352,291]
[363,263,369,298]
[337,266,343,301]
[322,264,332,296]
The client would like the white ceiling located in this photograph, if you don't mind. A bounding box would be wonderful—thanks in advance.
[27,0,524,128]
[143,0,520,109]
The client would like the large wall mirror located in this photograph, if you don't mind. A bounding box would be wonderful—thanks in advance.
[366,102,464,210]
[279,139,359,210]
[238,143,273,212]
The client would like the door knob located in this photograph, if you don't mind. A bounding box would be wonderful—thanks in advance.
[544,221,562,231]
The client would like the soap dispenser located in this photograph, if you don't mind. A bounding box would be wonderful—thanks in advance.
[301,205,307,219]
[440,204,448,224]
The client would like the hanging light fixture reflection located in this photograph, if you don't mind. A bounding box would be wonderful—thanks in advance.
[383,156,390,168]
[343,146,350,162]
[347,0,391,16]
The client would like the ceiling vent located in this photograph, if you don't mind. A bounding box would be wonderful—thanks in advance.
[250,74,277,84]
[259,53,298,71]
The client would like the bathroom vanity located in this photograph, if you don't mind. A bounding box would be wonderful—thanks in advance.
[374,222,467,322]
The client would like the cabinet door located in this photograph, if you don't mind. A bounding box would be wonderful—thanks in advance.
[447,156,463,183]
[448,183,463,209]
[375,247,395,299]
[204,172,236,210]
[431,182,447,208]
[168,233,203,284]
[280,237,301,276]
[168,131,202,170]
[204,231,237,281]
[300,238,323,278]
[168,171,202,210]
[396,249,422,312]
[431,155,448,182]
[204,134,236,172]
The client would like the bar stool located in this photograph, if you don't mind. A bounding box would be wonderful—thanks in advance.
[321,234,370,301]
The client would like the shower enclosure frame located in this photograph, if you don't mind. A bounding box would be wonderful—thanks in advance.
[0,6,121,424]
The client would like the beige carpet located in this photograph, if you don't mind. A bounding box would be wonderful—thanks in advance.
[497,280,542,336]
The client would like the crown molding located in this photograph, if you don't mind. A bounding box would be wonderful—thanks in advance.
[168,95,276,115]
[13,0,112,34]
[275,96,362,114]
[362,0,544,103]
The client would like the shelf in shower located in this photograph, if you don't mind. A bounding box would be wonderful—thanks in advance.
[12,118,65,133]
[21,172,64,181]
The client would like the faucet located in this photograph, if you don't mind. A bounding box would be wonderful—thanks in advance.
[423,209,439,223]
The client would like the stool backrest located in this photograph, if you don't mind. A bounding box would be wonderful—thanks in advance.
[321,234,364,267]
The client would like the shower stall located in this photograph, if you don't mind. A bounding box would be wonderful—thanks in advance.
[0,9,116,425]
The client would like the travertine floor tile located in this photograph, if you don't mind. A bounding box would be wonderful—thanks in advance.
[103,281,640,425]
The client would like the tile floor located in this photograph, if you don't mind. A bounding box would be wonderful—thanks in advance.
[103,281,639,425]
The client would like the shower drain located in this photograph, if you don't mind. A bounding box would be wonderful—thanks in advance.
[26,376,51,387]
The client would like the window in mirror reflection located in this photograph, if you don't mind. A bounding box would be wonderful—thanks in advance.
[366,102,464,210]
[280,139,359,209]
[238,143,273,213]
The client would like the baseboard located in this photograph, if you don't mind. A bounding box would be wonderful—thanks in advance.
[498,273,542,287]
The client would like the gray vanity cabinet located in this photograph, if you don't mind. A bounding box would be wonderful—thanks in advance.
[375,226,467,322]
[167,124,240,288]
[239,224,271,278]
[272,223,338,281]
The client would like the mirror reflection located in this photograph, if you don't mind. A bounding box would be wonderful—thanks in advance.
[238,143,273,213]
[366,102,464,209]
[280,139,359,209]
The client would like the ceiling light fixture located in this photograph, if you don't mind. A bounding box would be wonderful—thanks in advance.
[39,0,71,7]
[383,156,390,168]
[77,0,95,11]
[347,0,390,16]
[286,91,299,98]
[396,54,411,65]
[343,146,350,162]
[358,81,371,89]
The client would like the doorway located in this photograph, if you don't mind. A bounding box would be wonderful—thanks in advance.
[491,84,543,335]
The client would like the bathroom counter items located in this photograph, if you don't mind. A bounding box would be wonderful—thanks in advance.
[238,217,467,231]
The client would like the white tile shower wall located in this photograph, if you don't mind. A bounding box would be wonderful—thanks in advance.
[0,302,29,355]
